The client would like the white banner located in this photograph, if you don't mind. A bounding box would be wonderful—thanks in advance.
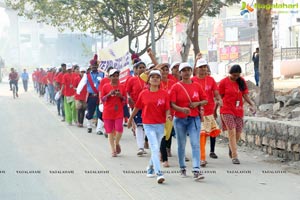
[98,36,130,71]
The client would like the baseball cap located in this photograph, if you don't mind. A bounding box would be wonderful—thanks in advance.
[66,63,72,70]
[147,63,155,69]
[80,67,86,72]
[170,61,180,70]
[196,58,208,67]
[149,70,161,77]
[179,62,192,72]
[109,69,120,76]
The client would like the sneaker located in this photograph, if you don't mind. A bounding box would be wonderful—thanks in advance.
[146,167,155,178]
[157,174,165,184]
[200,160,207,167]
[232,158,240,164]
[143,150,147,154]
[209,152,218,159]
[180,168,187,178]
[193,171,205,181]
[137,148,144,156]
[97,131,103,135]
[87,128,92,133]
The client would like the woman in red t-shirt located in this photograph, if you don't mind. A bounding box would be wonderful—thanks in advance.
[219,64,256,164]
[170,62,208,181]
[191,58,223,167]
[128,70,171,184]
[101,69,126,157]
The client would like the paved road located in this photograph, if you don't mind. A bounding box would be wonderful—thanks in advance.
[0,80,299,200]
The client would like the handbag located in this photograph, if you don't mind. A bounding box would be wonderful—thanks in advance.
[177,82,204,121]
[54,91,61,101]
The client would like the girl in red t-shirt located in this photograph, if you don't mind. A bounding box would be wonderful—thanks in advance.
[219,64,256,164]
[101,69,126,157]
[191,58,223,167]
[170,62,208,181]
[128,70,171,184]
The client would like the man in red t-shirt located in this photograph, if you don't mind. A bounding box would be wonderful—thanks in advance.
[73,66,87,127]
[55,64,67,120]
[9,68,19,96]
[60,64,76,125]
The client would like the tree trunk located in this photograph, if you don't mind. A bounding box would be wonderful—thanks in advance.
[257,0,275,104]
[181,37,192,62]
[181,13,194,62]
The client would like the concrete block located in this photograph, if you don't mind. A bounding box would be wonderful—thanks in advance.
[276,140,286,150]
[269,139,276,148]
[262,137,269,146]
[291,107,300,118]
[255,135,261,146]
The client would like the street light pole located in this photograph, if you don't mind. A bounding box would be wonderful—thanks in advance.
[150,0,156,54]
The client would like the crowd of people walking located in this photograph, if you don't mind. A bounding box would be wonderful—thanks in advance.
[26,50,256,184]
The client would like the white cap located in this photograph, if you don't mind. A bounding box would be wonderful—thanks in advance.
[66,63,72,70]
[170,61,180,70]
[179,62,192,72]
[149,70,161,77]
[109,69,120,76]
[80,67,86,72]
[147,63,155,69]
[196,58,208,67]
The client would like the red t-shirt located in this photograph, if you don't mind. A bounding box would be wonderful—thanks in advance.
[46,72,55,84]
[101,83,126,120]
[55,72,64,94]
[135,89,170,124]
[168,74,179,82]
[99,77,111,92]
[219,77,248,117]
[126,76,147,105]
[170,81,207,118]
[62,73,75,97]
[32,71,37,81]
[73,74,87,101]
[191,76,218,116]
[42,75,48,84]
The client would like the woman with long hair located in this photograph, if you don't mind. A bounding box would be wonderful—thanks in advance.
[219,64,256,164]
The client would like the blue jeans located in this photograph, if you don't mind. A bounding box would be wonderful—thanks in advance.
[143,124,164,175]
[86,95,102,120]
[254,67,259,86]
[174,116,201,172]
[48,84,55,102]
